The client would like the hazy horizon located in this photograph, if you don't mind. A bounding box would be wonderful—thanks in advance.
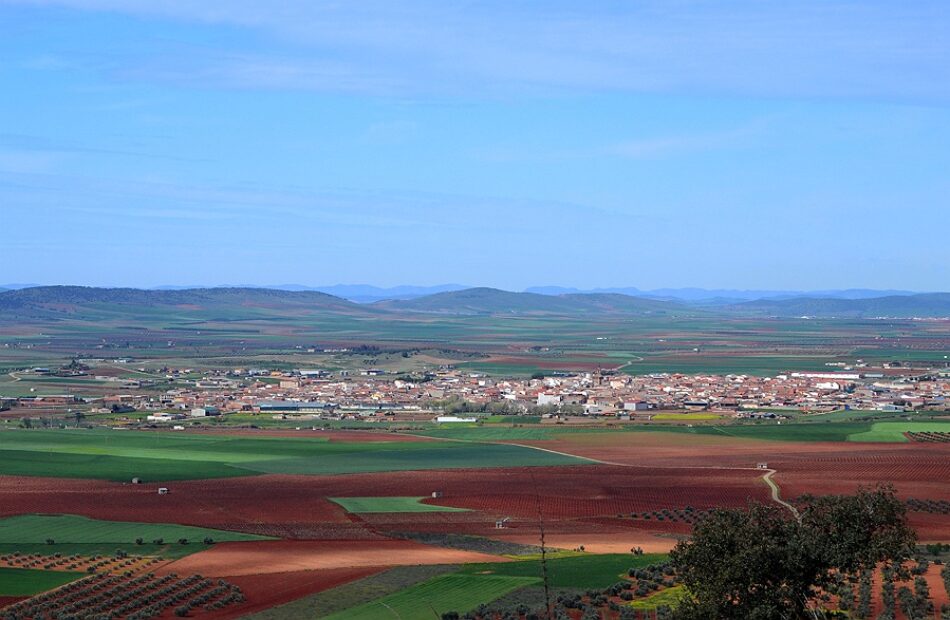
[0,281,940,297]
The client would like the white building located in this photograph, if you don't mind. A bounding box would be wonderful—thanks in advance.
[435,416,478,423]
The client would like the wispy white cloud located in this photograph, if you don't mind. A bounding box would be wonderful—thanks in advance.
[606,118,772,158]
[0,168,630,234]
[472,116,774,163]
[0,149,63,174]
[5,1,950,102]
[0,133,208,163]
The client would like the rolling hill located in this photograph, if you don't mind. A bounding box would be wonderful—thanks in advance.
[374,287,689,316]
[3,286,948,324]
[730,293,950,318]
[0,286,371,321]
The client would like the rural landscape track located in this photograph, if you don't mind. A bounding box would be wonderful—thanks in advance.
[402,432,801,518]
[611,357,644,371]
[511,439,802,519]
[762,469,800,519]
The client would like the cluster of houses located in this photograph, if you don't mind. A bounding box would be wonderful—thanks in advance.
[6,360,948,424]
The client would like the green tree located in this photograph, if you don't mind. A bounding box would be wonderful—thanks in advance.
[670,486,915,620]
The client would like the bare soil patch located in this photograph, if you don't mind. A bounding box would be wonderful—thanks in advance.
[159,539,506,577]
[199,567,382,620]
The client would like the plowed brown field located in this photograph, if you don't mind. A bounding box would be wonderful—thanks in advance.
[159,539,506,576]
[177,567,382,620]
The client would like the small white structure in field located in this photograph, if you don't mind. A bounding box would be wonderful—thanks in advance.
[495,517,510,529]
[431,491,443,499]
[435,416,477,423]
[157,487,169,495]
[756,462,769,470]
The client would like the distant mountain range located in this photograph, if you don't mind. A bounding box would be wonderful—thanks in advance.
[0,286,366,320]
[2,285,950,320]
[729,293,950,318]
[306,284,469,303]
[126,283,470,303]
[525,286,920,304]
[375,287,683,316]
[1,283,928,305]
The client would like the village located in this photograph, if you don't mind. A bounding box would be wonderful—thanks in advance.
[5,359,949,425]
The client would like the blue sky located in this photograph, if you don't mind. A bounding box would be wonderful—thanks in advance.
[2,1,949,290]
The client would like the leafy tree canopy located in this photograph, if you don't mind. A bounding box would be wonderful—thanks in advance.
[669,485,916,619]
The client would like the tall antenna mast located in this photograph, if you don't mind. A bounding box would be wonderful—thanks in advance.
[532,472,552,619]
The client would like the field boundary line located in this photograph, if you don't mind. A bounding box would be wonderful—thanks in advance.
[399,431,801,518]
[399,432,603,465]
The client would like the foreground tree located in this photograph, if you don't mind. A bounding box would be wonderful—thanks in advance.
[669,485,916,619]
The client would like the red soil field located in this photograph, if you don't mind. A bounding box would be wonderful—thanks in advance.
[0,474,379,539]
[420,466,768,519]
[906,512,950,542]
[498,432,950,542]
[159,539,506,577]
[0,597,25,608]
[199,567,382,620]
[0,464,768,536]
[863,564,950,620]
[770,447,950,499]
[492,530,678,554]
[517,430,950,471]
[520,432,950,495]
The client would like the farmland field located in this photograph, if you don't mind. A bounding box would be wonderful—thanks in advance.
[417,420,950,443]
[651,413,725,421]
[4,299,949,379]
[629,584,687,610]
[0,514,270,545]
[0,567,84,596]
[0,423,947,617]
[0,429,585,481]
[458,553,667,589]
[241,565,461,620]
[322,573,538,620]
[847,421,950,443]
[330,497,470,513]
